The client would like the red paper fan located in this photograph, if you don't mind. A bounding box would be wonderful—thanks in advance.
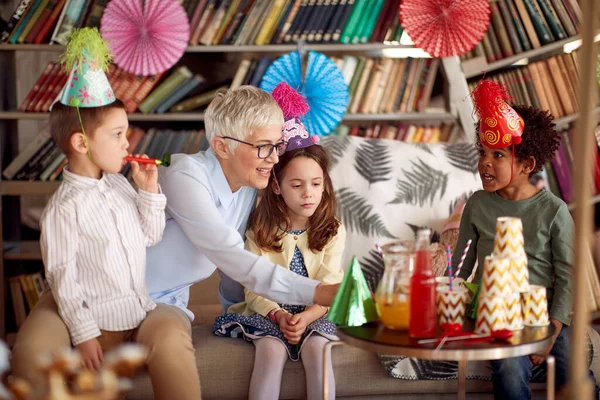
[101,0,190,76]
[400,0,490,58]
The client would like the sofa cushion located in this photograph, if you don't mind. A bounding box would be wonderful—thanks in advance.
[321,136,482,270]
[127,324,558,400]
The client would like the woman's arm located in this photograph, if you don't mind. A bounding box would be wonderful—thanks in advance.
[162,169,320,306]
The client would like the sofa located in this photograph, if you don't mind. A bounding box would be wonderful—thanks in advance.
[128,136,600,399]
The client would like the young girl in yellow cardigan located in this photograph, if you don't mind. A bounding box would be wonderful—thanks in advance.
[213,84,344,400]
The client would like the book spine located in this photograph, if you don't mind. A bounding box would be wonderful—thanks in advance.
[138,67,193,114]
[522,0,554,45]
[84,0,109,28]
[8,0,43,44]
[339,0,365,44]
[513,0,541,48]
[24,0,55,43]
[498,0,523,53]
[490,1,514,57]
[314,0,337,42]
[52,0,86,45]
[0,0,34,43]
[155,76,204,114]
[549,0,577,37]
[358,0,384,43]
[19,62,54,112]
[505,0,532,51]
[33,0,66,43]
[323,0,348,42]
[535,0,566,40]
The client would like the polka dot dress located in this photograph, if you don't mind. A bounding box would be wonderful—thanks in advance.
[212,230,338,361]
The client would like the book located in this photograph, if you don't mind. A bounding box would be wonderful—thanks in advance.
[19,0,50,44]
[0,0,34,43]
[52,0,86,45]
[26,0,64,43]
[138,67,193,114]
[535,0,566,41]
[170,86,226,112]
[7,0,43,44]
[154,75,205,114]
[2,126,51,180]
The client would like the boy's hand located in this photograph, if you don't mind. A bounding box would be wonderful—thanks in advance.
[283,313,308,344]
[130,154,159,193]
[529,318,563,365]
[76,338,103,372]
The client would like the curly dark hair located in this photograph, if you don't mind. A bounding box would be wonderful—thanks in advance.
[475,105,561,177]
[248,145,340,253]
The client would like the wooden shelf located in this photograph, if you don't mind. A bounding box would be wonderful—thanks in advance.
[554,107,600,129]
[567,194,600,211]
[462,35,597,79]
[0,111,455,122]
[0,181,60,196]
[0,43,415,53]
[3,241,41,261]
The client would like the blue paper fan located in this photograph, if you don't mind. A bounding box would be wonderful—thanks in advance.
[260,51,349,136]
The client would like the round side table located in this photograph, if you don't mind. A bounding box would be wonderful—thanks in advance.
[324,322,556,400]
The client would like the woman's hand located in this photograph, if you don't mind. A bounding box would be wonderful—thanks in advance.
[313,283,339,306]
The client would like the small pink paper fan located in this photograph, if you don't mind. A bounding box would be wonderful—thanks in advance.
[101,0,190,76]
[400,0,490,58]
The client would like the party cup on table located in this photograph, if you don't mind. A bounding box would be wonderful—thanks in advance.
[521,285,550,326]
[481,256,511,297]
[475,295,508,334]
[435,286,468,326]
[505,292,524,330]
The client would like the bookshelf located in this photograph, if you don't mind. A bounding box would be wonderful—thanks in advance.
[0,111,456,122]
[462,33,600,79]
[0,0,595,338]
[0,45,474,341]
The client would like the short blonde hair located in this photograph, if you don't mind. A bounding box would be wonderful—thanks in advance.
[204,86,284,151]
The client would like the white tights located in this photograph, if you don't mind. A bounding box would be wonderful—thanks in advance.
[249,335,335,400]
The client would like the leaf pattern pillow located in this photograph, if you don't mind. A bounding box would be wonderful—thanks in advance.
[321,136,482,276]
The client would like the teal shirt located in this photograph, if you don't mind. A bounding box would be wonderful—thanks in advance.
[452,189,574,326]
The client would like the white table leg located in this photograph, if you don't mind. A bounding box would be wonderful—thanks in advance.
[458,359,467,400]
[323,341,344,400]
[545,354,555,400]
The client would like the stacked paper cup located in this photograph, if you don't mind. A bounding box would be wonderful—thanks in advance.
[489,217,535,330]
[476,256,510,333]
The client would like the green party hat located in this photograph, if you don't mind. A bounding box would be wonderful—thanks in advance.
[59,28,115,108]
[327,256,379,326]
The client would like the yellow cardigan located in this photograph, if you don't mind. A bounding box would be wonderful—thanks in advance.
[227,224,346,317]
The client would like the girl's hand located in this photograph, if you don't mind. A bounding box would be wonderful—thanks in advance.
[283,313,308,344]
[130,154,159,193]
[76,338,103,372]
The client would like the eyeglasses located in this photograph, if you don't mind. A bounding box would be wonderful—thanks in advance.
[221,136,288,159]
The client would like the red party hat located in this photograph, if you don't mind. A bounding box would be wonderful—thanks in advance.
[472,80,524,149]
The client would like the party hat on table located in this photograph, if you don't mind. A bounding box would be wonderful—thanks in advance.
[328,256,379,326]
[59,28,115,108]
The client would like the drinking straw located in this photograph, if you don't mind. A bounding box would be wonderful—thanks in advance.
[446,245,453,291]
[374,243,384,260]
[455,239,472,277]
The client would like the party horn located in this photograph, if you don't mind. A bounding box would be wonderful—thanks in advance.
[125,153,171,167]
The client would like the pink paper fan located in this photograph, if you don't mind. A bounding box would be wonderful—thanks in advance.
[101,0,190,76]
[400,0,490,58]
